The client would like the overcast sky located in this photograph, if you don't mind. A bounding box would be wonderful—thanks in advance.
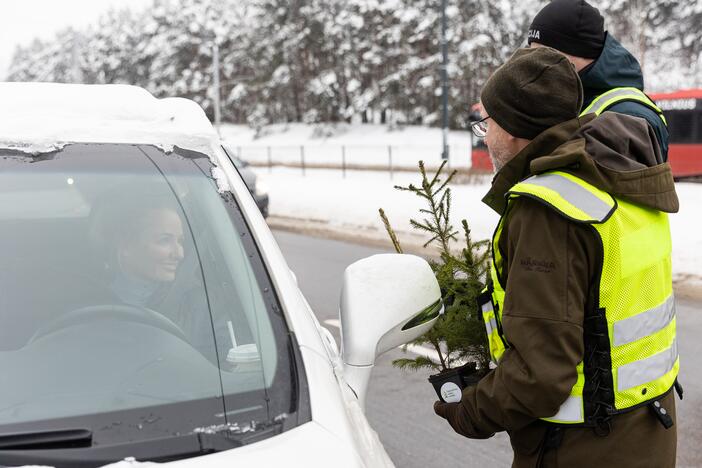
[0,0,150,79]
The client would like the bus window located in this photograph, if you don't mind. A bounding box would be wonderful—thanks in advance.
[651,90,702,178]
[665,110,696,143]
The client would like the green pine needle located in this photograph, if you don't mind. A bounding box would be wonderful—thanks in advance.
[379,160,492,372]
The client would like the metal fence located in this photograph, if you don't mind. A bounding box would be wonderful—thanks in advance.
[230,144,474,178]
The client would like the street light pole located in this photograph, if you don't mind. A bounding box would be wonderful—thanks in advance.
[440,0,449,161]
[71,29,83,84]
[212,41,221,136]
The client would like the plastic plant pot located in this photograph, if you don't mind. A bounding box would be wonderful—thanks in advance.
[428,361,483,403]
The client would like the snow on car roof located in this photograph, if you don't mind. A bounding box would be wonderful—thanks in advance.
[0,82,220,155]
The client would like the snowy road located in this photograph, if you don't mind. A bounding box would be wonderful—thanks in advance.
[273,229,701,468]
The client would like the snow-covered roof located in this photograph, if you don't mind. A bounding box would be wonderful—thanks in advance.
[0,82,219,154]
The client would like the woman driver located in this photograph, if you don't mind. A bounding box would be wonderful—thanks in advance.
[90,193,186,308]
[110,204,185,306]
[90,189,240,364]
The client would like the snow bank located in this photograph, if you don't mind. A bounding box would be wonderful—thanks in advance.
[260,167,496,240]
[259,167,702,282]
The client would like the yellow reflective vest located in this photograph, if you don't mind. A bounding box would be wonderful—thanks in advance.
[479,170,678,426]
[580,86,667,125]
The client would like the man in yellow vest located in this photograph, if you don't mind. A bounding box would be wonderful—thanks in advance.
[527,0,669,162]
[433,47,681,467]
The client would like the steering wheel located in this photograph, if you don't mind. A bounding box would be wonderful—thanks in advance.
[28,304,189,344]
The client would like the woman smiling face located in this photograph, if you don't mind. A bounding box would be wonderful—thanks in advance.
[118,208,185,283]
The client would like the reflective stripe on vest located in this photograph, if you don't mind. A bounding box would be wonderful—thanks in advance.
[482,301,499,337]
[580,86,668,126]
[484,171,677,425]
[613,294,675,346]
[508,171,616,223]
[479,277,507,364]
[618,339,678,392]
[545,395,583,424]
[542,362,585,424]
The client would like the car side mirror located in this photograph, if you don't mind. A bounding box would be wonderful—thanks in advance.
[339,254,442,409]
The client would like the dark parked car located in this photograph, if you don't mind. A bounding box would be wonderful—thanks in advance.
[222,143,269,218]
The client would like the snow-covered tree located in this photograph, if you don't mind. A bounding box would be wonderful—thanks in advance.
[6,0,699,126]
[7,28,88,83]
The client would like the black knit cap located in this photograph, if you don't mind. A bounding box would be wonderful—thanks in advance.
[480,47,583,140]
[527,0,605,59]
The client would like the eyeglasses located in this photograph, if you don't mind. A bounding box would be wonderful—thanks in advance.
[471,116,490,138]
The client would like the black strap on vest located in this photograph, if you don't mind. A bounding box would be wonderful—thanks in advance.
[536,426,564,467]
[647,379,683,429]
[674,378,684,400]
[645,378,684,430]
[648,399,674,429]
[544,426,564,449]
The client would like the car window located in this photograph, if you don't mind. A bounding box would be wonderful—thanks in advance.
[0,144,298,458]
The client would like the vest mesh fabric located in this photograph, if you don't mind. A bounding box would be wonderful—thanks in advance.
[479,171,677,425]
[594,198,677,410]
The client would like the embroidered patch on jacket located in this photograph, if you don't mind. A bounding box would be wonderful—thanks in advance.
[520,257,555,274]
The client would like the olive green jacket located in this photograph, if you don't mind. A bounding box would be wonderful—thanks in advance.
[436,112,679,467]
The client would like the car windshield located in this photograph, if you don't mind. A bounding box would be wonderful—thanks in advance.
[0,143,298,463]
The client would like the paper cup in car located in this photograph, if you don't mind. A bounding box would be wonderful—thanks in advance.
[226,343,261,372]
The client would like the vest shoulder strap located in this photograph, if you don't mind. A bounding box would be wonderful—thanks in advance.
[507,171,617,224]
[580,87,668,126]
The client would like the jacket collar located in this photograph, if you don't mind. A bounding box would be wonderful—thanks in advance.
[481,115,594,214]
[580,33,645,110]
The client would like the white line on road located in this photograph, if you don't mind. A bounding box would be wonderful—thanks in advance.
[323,319,440,361]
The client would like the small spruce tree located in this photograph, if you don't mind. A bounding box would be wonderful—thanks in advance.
[379,161,491,372]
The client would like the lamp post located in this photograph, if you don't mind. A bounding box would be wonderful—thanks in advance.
[71,29,83,84]
[212,41,221,136]
[440,0,449,161]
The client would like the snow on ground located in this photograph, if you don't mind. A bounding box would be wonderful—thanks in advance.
[220,122,475,170]
[257,167,702,282]
[259,167,497,244]
[669,183,702,282]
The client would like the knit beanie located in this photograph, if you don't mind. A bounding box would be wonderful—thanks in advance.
[480,47,583,140]
[528,0,605,59]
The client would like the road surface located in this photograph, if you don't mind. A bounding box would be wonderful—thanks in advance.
[273,229,701,468]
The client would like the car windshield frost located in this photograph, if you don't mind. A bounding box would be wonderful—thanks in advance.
[0,144,298,464]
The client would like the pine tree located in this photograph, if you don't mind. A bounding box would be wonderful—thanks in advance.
[7,0,699,121]
[379,160,491,372]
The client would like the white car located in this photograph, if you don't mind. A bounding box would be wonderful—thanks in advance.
[0,83,442,468]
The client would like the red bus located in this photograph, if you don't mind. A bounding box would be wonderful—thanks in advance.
[471,90,702,178]
[651,89,702,178]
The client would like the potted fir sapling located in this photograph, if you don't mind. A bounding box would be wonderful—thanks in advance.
[379,161,491,403]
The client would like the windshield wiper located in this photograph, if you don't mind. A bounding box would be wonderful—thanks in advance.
[0,421,284,468]
[0,428,92,450]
